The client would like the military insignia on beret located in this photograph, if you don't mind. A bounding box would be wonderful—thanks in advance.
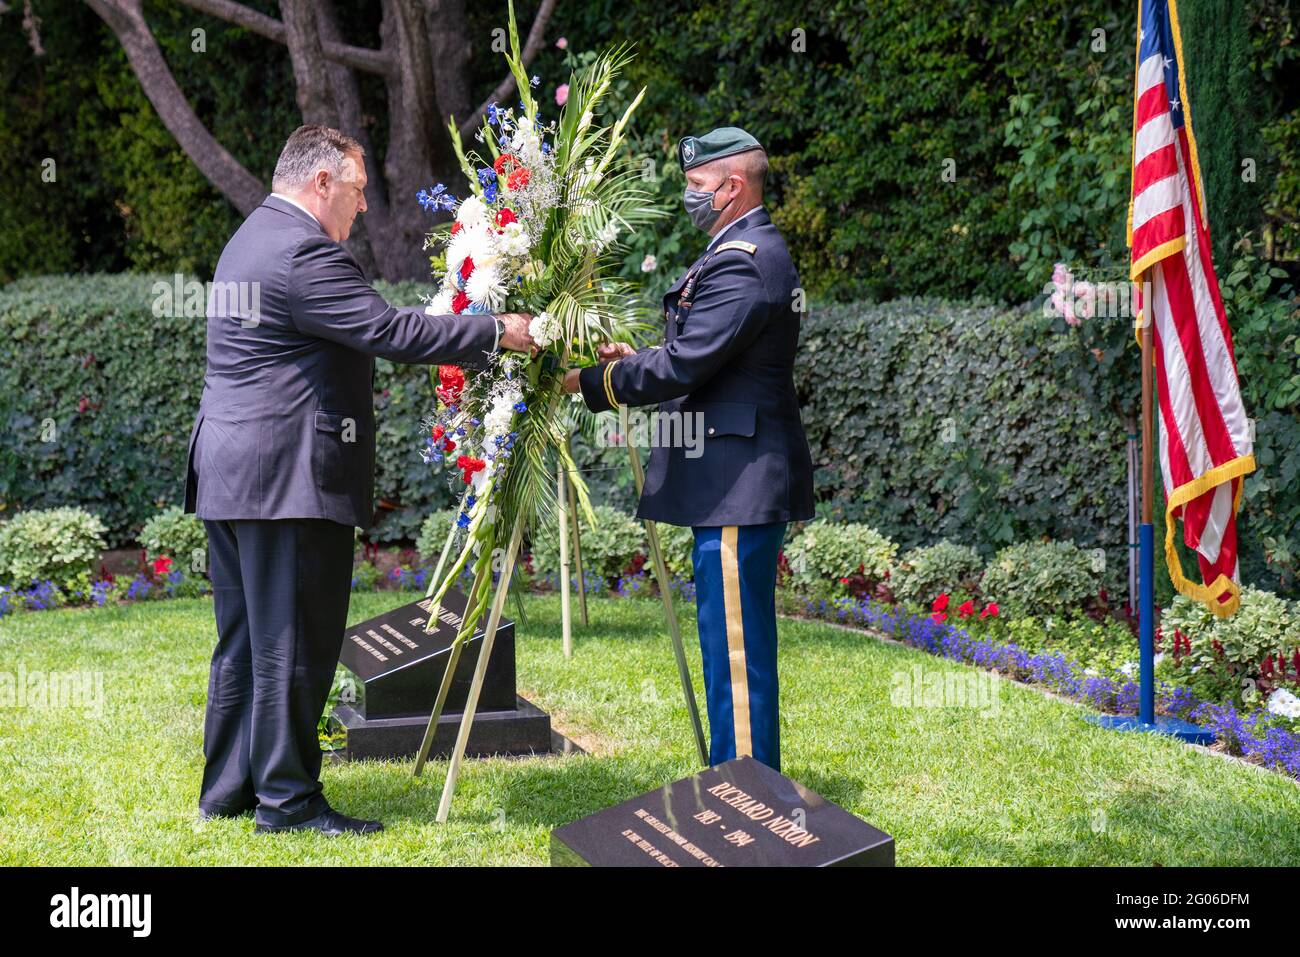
[683,140,696,164]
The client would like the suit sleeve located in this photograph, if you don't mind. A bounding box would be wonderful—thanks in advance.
[578,251,768,412]
[287,232,498,365]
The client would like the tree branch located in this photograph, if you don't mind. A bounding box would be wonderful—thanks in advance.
[175,0,392,76]
[278,0,338,125]
[458,0,557,139]
[85,0,265,216]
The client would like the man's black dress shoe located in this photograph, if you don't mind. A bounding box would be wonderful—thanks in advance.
[254,808,384,836]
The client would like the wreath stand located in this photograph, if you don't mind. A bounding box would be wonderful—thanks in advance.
[410,431,709,822]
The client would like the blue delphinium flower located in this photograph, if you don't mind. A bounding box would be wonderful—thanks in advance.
[457,512,472,529]
[477,167,497,187]
[513,401,527,413]
[417,184,456,212]
[483,182,499,204]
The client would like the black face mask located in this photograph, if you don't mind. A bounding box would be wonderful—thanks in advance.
[683,177,735,232]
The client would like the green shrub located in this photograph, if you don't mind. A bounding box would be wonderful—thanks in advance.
[529,505,645,581]
[0,507,107,592]
[979,540,1101,618]
[654,522,696,580]
[785,520,897,585]
[1162,585,1300,684]
[351,560,382,592]
[139,506,207,574]
[415,509,460,562]
[891,541,984,608]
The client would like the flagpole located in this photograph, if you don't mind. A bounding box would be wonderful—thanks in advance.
[1138,283,1156,726]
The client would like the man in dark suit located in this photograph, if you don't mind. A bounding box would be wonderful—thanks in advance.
[183,125,535,836]
[562,127,814,772]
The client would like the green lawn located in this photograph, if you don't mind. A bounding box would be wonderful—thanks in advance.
[1,592,1298,865]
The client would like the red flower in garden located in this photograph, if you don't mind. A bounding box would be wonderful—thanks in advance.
[450,290,470,314]
[450,221,463,236]
[980,602,999,618]
[436,365,465,406]
[459,255,475,282]
[957,600,975,618]
[1262,655,1275,678]
[932,593,950,613]
[506,167,530,191]
[151,556,173,576]
[840,577,851,585]
[495,207,518,229]
[931,611,947,623]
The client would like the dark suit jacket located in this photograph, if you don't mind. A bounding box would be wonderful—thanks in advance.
[578,207,815,527]
[183,195,497,529]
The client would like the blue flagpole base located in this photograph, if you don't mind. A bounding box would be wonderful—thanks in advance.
[1086,713,1215,745]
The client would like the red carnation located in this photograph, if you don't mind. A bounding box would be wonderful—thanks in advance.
[450,221,463,236]
[459,256,474,282]
[932,593,950,613]
[495,207,518,229]
[450,290,470,314]
[493,153,520,175]
[506,167,530,191]
[958,599,975,618]
[436,365,465,406]
[456,455,486,484]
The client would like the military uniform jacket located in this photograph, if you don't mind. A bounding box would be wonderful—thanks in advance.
[578,207,815,527]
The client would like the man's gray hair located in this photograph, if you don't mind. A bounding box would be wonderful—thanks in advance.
[272,124,365,192]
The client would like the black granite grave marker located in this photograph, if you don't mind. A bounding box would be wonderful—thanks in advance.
[332,588,554,760]
[551,756,894,867]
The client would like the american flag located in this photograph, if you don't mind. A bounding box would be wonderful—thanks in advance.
[1128,0,1255,617]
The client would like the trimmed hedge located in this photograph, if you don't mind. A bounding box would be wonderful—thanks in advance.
[3,275,1297,604]
[0,273,459,546]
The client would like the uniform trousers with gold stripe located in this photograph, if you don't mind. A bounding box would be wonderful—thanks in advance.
[691,521,787,772]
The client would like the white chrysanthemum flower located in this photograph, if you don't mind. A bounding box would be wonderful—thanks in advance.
[445,223,496,280]
[528,311,561,348]
[465,261,507,311]
[425,286,454,316]
[456,194,489,227]
[499,220,531,256]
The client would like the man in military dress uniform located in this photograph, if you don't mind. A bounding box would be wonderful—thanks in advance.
[563,127,814,772]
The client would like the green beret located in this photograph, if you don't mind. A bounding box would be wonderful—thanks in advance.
[677,127,763,171]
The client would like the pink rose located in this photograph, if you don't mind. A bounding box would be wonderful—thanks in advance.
[556,36,568,49]
[556,83,569,107]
